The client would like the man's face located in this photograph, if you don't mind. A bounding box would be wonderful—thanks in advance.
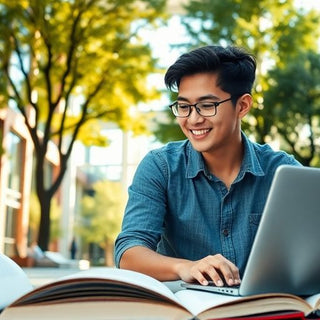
[176,72,242,155]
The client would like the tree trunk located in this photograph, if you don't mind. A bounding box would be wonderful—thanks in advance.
[37,193,52,251]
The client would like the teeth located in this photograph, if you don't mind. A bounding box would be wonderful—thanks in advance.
[192,129,210,136]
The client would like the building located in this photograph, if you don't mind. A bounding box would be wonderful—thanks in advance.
[0,104,163,265]
[0,107,60,263]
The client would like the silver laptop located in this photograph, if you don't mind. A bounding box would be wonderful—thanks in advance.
[182,165,320,296]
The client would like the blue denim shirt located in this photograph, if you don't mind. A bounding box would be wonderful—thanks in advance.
[114,133,301,276]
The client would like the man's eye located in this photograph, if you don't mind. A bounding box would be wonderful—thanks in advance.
[200,103,215,108]
[178,105,190,109]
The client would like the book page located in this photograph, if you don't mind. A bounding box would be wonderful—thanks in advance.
[305,292,320,310]
[0,254,33,310]
[11,267,183,308]
[175,288,240,315]
[175,289,315,317]
[0,301,192,320]
[62,267,179,301]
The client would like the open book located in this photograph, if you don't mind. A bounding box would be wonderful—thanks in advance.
[1,264,320,320]
[0,254,33,310]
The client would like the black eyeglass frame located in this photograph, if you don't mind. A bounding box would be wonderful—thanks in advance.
[169,97,233,118]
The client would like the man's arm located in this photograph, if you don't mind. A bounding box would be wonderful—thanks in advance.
[119,246,241,286]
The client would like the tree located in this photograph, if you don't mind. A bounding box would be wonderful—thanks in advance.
[0,0,166,250]
[76,180,126,265]
[153,91,185,143]
[263,51,320,166]
[153,0,320,164]
[29,192,62,245]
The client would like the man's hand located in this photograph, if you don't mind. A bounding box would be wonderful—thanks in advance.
[176,254,241,286]
[120,247,240,286]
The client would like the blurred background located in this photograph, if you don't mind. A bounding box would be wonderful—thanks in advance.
[0,0,319,268]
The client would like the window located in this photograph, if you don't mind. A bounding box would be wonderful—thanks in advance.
[4,131,24,255]
[7,131,23,191]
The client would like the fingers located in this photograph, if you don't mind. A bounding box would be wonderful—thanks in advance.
[184,254,241,286]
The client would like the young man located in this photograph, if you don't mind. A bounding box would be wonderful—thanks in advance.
[114,45,300,287]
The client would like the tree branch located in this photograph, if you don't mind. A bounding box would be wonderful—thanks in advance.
[53,4,84,107]
[51,108,117,138]
[48,75,106,197]
[10,32,39,118]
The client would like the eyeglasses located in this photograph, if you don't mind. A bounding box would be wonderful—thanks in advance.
[169,97,232,118]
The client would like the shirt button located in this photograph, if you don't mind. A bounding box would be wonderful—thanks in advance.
[223,229,229,237]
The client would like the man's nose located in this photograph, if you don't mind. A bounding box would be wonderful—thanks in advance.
[188,106,205,122]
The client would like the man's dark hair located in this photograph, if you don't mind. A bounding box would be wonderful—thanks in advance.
[164,45,256,100]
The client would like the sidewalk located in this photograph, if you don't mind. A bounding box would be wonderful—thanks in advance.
[22,267,86,287]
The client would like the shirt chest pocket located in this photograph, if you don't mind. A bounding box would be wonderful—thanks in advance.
[249,213,262,242]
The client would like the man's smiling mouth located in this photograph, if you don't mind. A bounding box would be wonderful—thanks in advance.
[191,129,211,136]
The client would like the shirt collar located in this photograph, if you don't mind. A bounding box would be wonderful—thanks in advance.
[186,143,207,179]
[186,132,265,180]
[237,132,265,180]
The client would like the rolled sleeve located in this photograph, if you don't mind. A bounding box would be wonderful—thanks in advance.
[114,151,168,267]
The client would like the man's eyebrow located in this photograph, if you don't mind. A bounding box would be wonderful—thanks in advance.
[177,94,220,101]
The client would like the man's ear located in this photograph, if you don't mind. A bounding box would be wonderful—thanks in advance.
[237,93,252,119]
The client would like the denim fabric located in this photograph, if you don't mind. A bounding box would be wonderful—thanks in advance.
[114,132,301,276]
